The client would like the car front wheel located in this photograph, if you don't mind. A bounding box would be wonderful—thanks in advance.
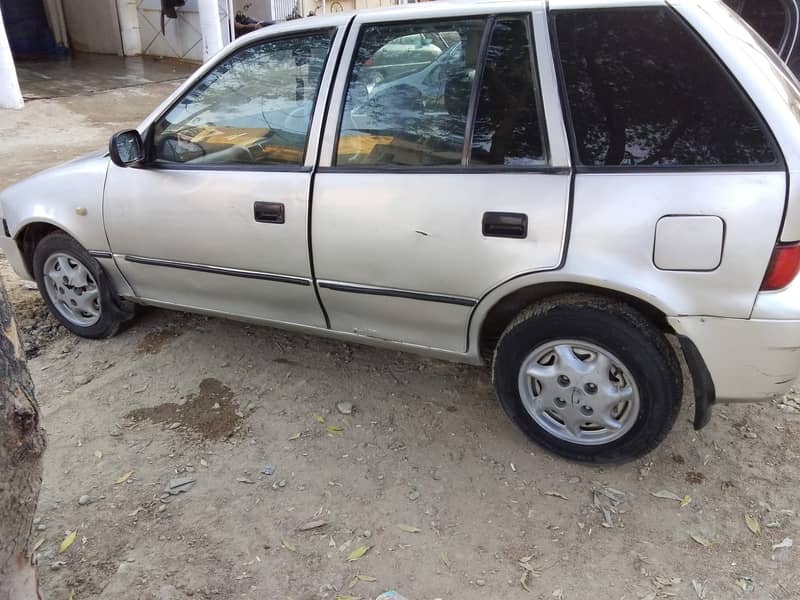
[492,295,682,463]
[33,231,130,339]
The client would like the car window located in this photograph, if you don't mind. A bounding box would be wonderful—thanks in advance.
[553,7,778,168]
[336,18,485,167]
[470,17,546,167]
[153,32,333,167]
[724,0,789,51]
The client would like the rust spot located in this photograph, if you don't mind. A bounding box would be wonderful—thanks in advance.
[126,378,240,440]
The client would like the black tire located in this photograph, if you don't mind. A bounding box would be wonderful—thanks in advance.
[492,294,682,463]
[33,231,132,339]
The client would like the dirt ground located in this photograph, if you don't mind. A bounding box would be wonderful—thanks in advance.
[1,66,800,600]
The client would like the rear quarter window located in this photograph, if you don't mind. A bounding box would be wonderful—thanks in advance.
[552,7,779,168]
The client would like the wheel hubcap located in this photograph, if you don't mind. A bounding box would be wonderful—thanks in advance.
[42,253,101,327]
[517,340,640,446]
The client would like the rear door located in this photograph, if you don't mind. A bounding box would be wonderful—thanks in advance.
[311,4,571,352]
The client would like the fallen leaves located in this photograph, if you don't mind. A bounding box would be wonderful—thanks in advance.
[114,471,133,485]
[397,524,420,533]
[651,490,691,506]
[288,432,302,441]
[60,530,77,553]
[326,425,344,436]
[280,539,297,552]
[690,534,713,548]
[593,486,626,528]
[313,414,325,424]
[347,545,371,561]
[543,491,569,501]
[745,514,761,537]
[349,574,377,589]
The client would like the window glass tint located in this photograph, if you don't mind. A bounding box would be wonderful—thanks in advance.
[724,0,788,51]
[153,33,332,166]
[554,8,778,167]
[336,19,484,167]
[470,17,545,166]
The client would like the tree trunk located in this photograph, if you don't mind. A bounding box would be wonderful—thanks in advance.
[0,276,45,600]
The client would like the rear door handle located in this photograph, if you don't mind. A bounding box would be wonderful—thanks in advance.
[254,201,285,224]
[482,212,528,238]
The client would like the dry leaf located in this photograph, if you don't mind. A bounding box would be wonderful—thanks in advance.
[313,414,325,424]
[543,491,569,500]
[115,470,133,485]
[60,530,77,553]
[288,432,301,441]
[690,534,713,547]
[745,514,761,537]
[397,524,421,533]
[335,596,361,600]
[327,425,344,435]
[735,577,754,592]
[692,579,706,599]
[93,450,102,459]
[520,570,532,592]
[347,545,371,561]
[281,539,297,552]
[440,551,450,567]
[33,538,45,552]
[349,575,376,589]
[651,490,683,502]
[68,591,75,600]
[680,495,692,507]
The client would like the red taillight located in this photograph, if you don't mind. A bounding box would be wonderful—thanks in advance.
[761,243,800,291]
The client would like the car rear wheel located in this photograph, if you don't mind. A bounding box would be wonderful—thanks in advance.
[33,232,131,339]
[492,295,682,463]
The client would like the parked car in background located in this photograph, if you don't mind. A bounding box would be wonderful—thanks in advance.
[3,0,800,463]
[724,0,800,75]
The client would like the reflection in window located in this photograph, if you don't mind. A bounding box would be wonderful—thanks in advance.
[555,8,778,167]
[336,19,485,167]
[724,0,788,51]
[153,33,332,166]
[470,18,545,166]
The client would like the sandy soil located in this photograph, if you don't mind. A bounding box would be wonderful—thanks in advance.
[1,77,799,600]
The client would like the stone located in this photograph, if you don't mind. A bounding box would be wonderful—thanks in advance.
[336,402,353,415]
[78,495,92,506]
[73,374,92,386]
[158,504,167,513]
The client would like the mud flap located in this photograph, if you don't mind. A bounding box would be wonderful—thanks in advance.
[678,335,715,429]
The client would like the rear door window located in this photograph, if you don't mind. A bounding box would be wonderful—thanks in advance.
[553,7,779,168]
[470,16,546,166]
[724,0,789,52]
[336,18,485,167]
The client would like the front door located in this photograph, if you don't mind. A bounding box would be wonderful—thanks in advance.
[311,8,571,352]
[104,27,342,327]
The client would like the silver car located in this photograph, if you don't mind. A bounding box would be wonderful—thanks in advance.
[3,0,800,462]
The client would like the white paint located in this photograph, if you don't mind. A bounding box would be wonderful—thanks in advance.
[136,1,231,62]
[0,5,23,109]
[117,0,143,56]
[62,0,124,55]
[199,0,225,61]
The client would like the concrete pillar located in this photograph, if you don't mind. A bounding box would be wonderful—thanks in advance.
[198,0,224,62]
[0,6,23,109]
[116,0,142,56]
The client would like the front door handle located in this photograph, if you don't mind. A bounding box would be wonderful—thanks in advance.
[254,201,285,224]
[482,212,528,238]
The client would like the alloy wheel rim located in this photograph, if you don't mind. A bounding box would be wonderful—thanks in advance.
[517,339,640,446]
[42,253,102,327]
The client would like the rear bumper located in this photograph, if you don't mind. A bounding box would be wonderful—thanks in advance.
[669,316,800,402]
[0,234,32,280]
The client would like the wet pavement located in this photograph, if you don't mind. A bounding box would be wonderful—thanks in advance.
[15,52,197,100]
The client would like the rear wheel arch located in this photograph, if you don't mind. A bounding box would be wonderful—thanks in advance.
[474,281,675,363]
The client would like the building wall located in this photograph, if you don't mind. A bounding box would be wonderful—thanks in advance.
[137,0,232,62]
[62,0,123,54]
